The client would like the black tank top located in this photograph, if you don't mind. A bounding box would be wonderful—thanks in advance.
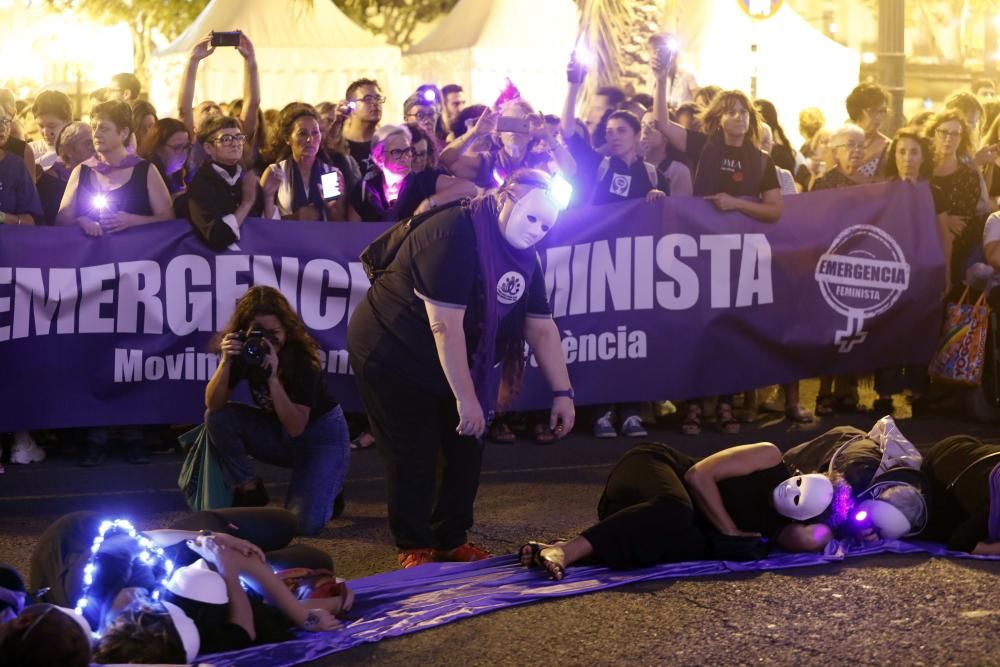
[78,161,153,218]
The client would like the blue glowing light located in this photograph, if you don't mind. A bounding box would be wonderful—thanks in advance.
[422,89,436,103]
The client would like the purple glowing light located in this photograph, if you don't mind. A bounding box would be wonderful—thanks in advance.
[854,510,868,522]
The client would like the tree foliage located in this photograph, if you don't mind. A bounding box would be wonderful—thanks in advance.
[333,0,459,47]
[577,0,665,102]
[46,0,210,84]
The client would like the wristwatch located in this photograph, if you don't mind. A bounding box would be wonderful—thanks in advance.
[553,388,575,400]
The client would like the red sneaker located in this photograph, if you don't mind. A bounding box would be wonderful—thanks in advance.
[434,543,492,562]
[397,548,436,569]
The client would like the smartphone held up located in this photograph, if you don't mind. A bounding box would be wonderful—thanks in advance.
[321,171,342,201]
[211,31,241,47]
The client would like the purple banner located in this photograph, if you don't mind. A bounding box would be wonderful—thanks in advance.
[0,181,943,430]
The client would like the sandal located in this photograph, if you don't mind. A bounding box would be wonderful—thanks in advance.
[488,420,517,444]
[519,541,549,567]
[716,403,740,434]
[350,431,376,450]
[815,394,835,416]
[681,403,702,435]
[784,403,813,423]
[533,423,557,445]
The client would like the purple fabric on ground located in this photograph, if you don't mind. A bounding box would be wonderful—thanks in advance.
[200,541,1000,667]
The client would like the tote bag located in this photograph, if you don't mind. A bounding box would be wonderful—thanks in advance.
[177,424,233,511]
[929,288,990,386]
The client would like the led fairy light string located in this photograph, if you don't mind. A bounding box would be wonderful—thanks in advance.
[74,519,175,635]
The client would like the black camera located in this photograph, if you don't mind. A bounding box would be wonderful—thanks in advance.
[236,327,274,367]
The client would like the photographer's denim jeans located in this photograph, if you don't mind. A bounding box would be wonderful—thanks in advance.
[206,403,350,536]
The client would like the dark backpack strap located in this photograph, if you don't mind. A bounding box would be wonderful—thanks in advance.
[359,199,465,284]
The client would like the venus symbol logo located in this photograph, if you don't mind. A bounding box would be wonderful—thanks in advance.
[813,225,910,353]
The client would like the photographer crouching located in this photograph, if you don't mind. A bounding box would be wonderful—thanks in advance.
[348,169,576,568]
[204,286,350,536]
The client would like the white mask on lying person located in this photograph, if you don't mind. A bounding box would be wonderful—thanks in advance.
[772,473,834,521]
[502,188,560,250]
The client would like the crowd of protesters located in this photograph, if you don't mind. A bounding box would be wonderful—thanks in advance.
[4,32,999,465]
[3,27,1000,667]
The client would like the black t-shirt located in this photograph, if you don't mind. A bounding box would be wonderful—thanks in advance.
[684,129,779,197]
[348,205,551,397]
[347,139,373,178]
[717,461,794,539]
[565,133,666,206]
[227,353,337,424]
[783,426,882,492]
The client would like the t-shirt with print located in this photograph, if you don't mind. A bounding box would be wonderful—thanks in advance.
[227,353,337,424]
[565,133,666,206]
[684,130,780,197]
[347,205,551,397]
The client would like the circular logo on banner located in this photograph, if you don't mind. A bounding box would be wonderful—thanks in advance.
[496,271,526,305]
[814,224,910,320]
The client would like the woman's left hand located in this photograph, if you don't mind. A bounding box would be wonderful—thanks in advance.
[207,533,267,562]
[264,343,280,381]
[705,192,739,212]
[237,31,256,61]
[549,397,575,439]
[101,211,141,232]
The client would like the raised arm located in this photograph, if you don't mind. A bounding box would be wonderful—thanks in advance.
[237,33,260,140]
[651,52,687,153]
[178,35,215,132]
[684,443,783,537]
[437,108,496,179]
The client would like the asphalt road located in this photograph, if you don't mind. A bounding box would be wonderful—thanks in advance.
[2,391,999,666]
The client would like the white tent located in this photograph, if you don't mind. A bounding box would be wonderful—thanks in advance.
[402,0,579,116]
[148,0,402,119]
[676,0,860,148]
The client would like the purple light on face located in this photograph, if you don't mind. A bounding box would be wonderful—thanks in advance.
[854,510,868,522]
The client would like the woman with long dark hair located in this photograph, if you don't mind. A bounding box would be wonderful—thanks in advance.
[139,117,192,204]
[204,286,349,536]
[654,85,782,435]
[260,103,347,221]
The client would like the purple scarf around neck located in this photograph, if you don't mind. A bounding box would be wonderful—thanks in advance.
[468,198,502,422]
[87,153,143,176]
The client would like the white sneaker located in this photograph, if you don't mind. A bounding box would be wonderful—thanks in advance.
[11,431,45,464]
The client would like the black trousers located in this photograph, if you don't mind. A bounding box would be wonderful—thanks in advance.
[352,358,482,550]
[582,445,708,569]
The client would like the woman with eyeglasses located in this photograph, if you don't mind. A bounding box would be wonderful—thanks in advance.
[260,103,346,222]
[36,122,95,226]
[139,118,193,210]
[845,83,892,184]
[55,100,173,236]
[186,116,277,250]
[406,122,439,175]
[810,123,866,191]
[926,109,983,291]
[807,124,869,417]
[348,124,478,223]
